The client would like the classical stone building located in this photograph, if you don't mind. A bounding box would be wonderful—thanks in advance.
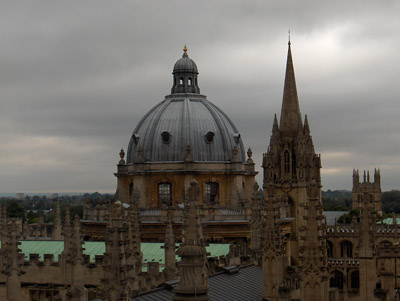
[83,46,257,243]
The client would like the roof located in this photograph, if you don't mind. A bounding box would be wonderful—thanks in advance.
[173,50,198,74]
[324,211,348,225]
[127,94,246,163]
[132,264,263,301]
[380,217,400,225]
[0,241,230,269]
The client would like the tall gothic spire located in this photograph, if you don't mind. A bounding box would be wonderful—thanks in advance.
[280,41,302,134]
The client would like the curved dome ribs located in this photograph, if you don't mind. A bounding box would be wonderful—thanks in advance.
[201,99,230,161]
[127,100,164,163]
[126,48,246,164]
[144,99,171,162]
[208,100,246,162]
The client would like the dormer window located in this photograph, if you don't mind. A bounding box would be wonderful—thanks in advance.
[205,132,215,143]
[161,131,171,144]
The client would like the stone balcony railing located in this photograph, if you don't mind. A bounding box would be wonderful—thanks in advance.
[328,258,360,268]
[139,207,250,223]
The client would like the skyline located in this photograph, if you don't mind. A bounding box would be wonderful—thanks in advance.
[1,1,400,193]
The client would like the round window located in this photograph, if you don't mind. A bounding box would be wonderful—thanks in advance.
[205,132,215,143]
[161,131,171,144]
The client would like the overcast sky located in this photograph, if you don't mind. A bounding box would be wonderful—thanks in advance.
[1,1,399,193]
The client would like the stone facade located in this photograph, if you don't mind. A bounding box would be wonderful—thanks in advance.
[255,41,400,301]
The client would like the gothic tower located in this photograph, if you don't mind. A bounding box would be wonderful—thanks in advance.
[352,169,382,215]
[262,41,328,300]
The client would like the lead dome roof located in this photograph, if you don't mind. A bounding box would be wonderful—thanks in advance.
[127,48,245,163]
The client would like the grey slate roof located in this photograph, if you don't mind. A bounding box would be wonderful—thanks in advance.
[127,94,246,163]
[132,264,263,301]
[324,211,348,225]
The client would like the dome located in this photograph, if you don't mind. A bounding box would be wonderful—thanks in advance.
[127,95,245,163]
[126,47,245,163]
[173,45,198,74]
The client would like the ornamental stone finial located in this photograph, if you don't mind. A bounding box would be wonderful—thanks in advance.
[185,145,193,162]
[119,148,125,165]
[247,147,253,159]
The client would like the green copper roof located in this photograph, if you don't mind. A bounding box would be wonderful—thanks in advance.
[0,241,230,271]
[380,217,400,225]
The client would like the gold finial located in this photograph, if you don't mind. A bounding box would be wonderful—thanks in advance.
[183,44,187,54]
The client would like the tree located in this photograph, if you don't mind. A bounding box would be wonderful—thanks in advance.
[5,199,26,221]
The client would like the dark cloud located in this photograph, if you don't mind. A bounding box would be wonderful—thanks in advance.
[1,0,399,192]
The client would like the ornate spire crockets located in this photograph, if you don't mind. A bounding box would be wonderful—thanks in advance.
[101,201,142,299]
[0,218,23,301]
[280,41,302,135]
[163,209,177,281]
[174,180,209,301]
[262,40,327,300]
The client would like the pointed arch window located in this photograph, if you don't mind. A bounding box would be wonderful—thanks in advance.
[327,240,333,258]
[330,271,344,289]
[158,182,172,206]
[340,240,353,258]
[284,150,290,173]
[351,270,360,289]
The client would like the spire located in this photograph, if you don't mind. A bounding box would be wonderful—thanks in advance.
[53,201,62,240]
[2,219,23,301]
[304,114,310,134]
[163,209,177,281]
[72,215,84,262]
[63,205,72,252]
[272,114,279,133]
[279,41,302,134]
[174,180,209,300]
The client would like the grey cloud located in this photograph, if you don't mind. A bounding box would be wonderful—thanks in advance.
[1,1,399,192]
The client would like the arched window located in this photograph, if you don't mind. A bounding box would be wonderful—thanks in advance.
[158,183,172,206]
[179,77,184,85]
[340,240,353,258]
[330,271,344,289]
[327,240,333,258]
[351,270,360,289]
[284,150,290,173]
[129,182,133,199]
[205,182,219,204]
[188,77,192,86]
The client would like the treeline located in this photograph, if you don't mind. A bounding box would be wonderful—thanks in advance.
[322,189,400,213]
[0,192,113,224]
[322,190,352,211]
